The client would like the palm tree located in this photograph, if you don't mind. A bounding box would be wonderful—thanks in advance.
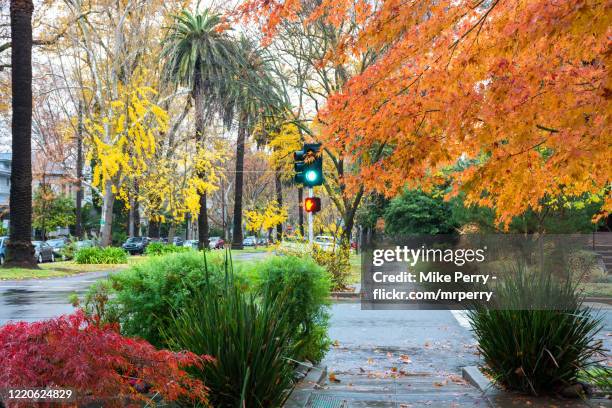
[6,0,35,267]
[229,37,282,249]
[161,9,236,250]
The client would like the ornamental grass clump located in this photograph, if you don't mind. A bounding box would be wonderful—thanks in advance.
[163,257,296,408]
[467,263,605,396]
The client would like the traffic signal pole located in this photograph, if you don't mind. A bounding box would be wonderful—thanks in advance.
[294,143,322,246]
[308,187,314,244]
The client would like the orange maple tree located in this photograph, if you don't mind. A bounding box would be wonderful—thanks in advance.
[239,0,611,225]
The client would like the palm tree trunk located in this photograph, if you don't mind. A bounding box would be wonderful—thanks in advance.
[231,111,247,249]
[193,77,209,250]
[6,0,35,267]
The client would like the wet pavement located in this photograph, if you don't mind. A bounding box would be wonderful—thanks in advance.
[0,271,110,325]
[0,251,271,326]
[313,301,489,407]
[287,301,612,408]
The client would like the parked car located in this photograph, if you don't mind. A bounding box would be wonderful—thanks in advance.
[46,237,69,259]
[209,237,224,249]
[33,241,55,263]
[183,240,199,250]
[0,236,7,265]
[172,237,184,246]
[257,237,268,246]
[122,236,148,254]
[242,236,257,247]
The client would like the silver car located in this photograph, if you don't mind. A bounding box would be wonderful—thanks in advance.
[33,241,55,263]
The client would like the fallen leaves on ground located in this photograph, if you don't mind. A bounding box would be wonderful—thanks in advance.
[329,372,341,383]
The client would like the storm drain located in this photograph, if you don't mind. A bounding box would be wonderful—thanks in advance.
[304,394,348,408]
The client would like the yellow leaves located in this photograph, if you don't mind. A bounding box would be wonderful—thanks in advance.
[84,80,168,196]
[136,139,227,222]
[268,122,302,179]
[245,201,288,233]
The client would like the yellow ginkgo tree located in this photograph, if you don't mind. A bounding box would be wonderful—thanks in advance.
[245,200,288,238]
[138,140,227,236]
[85,78,168,246]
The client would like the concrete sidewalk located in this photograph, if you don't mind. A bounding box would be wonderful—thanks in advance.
[287,301,611,408]
[288,301,489,407]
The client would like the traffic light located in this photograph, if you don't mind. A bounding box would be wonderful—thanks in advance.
[294,143,323,187]
[304,197,321,213]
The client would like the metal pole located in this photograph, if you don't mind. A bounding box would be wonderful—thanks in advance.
[308,187,314,244]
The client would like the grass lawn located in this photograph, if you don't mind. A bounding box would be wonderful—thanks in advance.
[580,283,612,298]
[0,256,148,281]
[348,252,362,284]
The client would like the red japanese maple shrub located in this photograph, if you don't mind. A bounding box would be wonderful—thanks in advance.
[0,311,212,407]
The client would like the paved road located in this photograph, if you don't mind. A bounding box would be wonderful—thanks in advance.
[0,251,270,326]
[288,301,612,408]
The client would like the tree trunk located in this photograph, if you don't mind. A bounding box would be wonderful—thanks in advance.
[298,187,304,237]
[99,180,115,246]
[198,191,209,249]
[231,112,247,249]
[167,223,176,243]
[128,193,135,237]
[133,180,140,236]
[6,0,35,267]
[275,168,283,241]
[149,219,160,238]
[194,77,209,250]
[221,178,227,241]
[75,101,83,239]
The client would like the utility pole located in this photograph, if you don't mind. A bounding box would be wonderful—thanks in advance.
[308,187,314,244]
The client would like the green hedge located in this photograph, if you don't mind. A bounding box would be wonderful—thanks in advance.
[74,247,127,264]
[78,251,331,405]
[92,251,235,348]
[249,256,331,363]
[144,241,190,256]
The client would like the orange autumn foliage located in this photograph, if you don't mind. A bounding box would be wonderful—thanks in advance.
[239,0,611,225]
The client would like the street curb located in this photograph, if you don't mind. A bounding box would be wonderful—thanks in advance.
[283,365,327,408]
[330,291,360,299]
[584,297,612,305]
[462,366,493,393]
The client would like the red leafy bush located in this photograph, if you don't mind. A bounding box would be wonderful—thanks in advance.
[0,311,212,407]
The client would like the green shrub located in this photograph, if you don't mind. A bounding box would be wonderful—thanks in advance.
[145,241,190,256]
[59,239,77,260]
[276,243,351,290]
[384,188,457,235]
[164,273,295,408]
[311,245,351,290]
[250,256,331,363]
[74,247,127,264]
[84,251,238,348]
[468,264,604,395]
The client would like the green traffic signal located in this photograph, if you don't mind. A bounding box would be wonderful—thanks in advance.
[294,143,323,187]
[304,169,319,183]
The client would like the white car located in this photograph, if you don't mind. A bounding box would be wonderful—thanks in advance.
[313,235,338,252]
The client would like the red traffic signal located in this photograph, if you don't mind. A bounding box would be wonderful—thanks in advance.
[304,197,321,213]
